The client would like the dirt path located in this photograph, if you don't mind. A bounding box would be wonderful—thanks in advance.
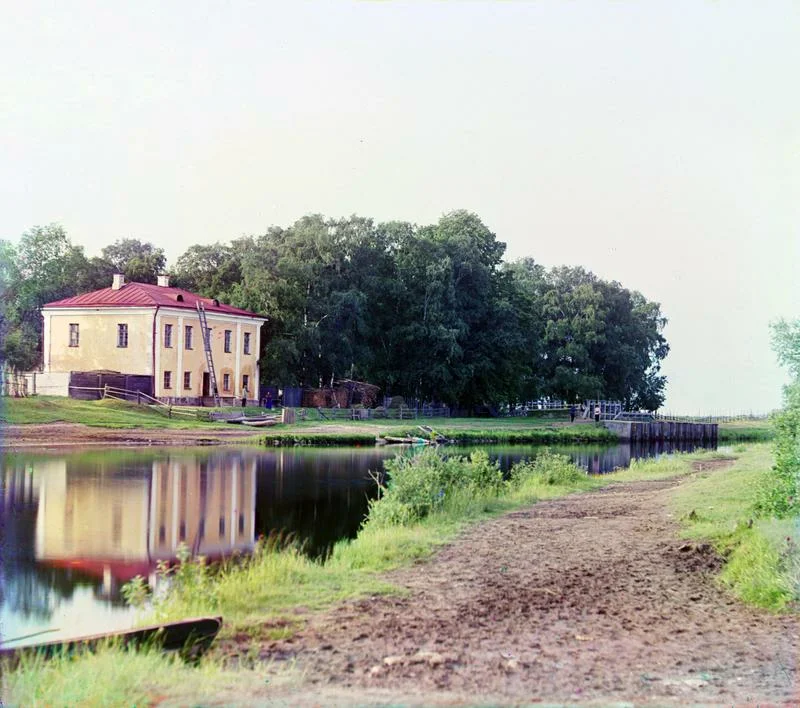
[1,423,261,448]
[243,468,799,706]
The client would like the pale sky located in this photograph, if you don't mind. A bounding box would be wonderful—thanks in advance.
[2,1,798,414]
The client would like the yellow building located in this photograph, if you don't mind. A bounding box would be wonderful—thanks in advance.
[41,274,267,404]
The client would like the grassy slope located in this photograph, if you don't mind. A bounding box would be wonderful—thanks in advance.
[3,397,772,444]
[671,443,799,609]
[0,397,229,429]
[718,419,775,442]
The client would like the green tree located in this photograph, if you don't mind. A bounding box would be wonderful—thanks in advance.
[101,238,166,284]
[172,242,242,298]
[1,224,92,369]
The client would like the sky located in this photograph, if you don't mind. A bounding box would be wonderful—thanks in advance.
[1,1,798,414]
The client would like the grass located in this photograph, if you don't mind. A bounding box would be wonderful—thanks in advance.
[671,443,799,610]
[2,398,617,446]
[262,432,379,446]
[718,419,775,442]
[260,417,619,446]
[0,396,228,429]
[2,643,291,707]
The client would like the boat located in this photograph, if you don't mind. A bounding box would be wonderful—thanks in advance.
[226,415,278,425]
[382,435,432,445]
[0,615,223,666]
[240,418,278,427]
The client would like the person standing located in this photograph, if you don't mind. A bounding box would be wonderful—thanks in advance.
[594,404,601,423]
[569,404,576,423]
[241,384,248,409]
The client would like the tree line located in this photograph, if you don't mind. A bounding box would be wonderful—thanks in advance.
[0,212,669,409]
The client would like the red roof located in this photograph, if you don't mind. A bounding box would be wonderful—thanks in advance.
[43,282,265,320]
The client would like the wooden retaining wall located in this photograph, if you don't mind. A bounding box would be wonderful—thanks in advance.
[603,420,718,443]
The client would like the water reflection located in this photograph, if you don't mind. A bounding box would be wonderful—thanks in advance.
[32,454,257,598]
[481,439,712,476]
[1,450,261,644]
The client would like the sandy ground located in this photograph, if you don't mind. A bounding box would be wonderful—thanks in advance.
[222,461,799,706]
[0,422,262,448]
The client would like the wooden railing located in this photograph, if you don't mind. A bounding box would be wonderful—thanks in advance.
[101,385,204,419]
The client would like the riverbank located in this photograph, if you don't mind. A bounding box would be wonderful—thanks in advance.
[1,397,615,448]
[6,444,798,705]
[1,397,773,449]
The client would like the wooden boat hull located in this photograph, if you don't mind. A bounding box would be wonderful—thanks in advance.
[0,615,223,665]
[241,418,278,427]
[382,436,432,445]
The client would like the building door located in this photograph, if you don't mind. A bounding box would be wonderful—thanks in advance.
[202,372,210,397]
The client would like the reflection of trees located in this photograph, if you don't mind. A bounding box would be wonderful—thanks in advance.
[254,451,383,558]
[1,501,77,622]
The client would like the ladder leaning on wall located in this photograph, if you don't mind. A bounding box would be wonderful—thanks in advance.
[196,302,221,407]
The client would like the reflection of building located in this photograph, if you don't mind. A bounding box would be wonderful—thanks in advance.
[149,456,255,559]
[31,453,256,594]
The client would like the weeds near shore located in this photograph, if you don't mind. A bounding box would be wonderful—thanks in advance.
[672,444,800,610]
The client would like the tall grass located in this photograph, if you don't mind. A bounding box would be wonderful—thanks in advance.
[2,643,287,706]
[671,444,799,610]
[718,422,776,443]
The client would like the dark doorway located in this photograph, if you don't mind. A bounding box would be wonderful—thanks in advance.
[202,372,210,397]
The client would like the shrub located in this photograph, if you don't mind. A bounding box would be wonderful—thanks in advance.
[367,448,504,526]
[509,450,587,487]
[755,382,800,518]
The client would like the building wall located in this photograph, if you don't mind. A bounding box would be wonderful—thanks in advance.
[154,308,262,400]
[43,308,155,375]
[42,306,264,402]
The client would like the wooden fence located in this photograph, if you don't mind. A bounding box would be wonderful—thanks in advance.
[100,385,206,419]
[309,406,451,421]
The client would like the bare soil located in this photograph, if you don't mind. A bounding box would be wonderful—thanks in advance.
[1,423,260,448]
[232,467,799,706]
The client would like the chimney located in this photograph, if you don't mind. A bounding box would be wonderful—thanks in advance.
[112,273,125,290]
[157,274,170,288]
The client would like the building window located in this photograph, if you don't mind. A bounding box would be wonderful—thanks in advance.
[223,373,230,391]
[183,371,191,390]
[243,332,251,355]
[242,374,249,392]
[69,323,79,347]
[205,327,212,348]
[117,323,128,348]
[185,325,193,350]
[163,371,172,390]
[164,323,173,348]
[224,330,232,353]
